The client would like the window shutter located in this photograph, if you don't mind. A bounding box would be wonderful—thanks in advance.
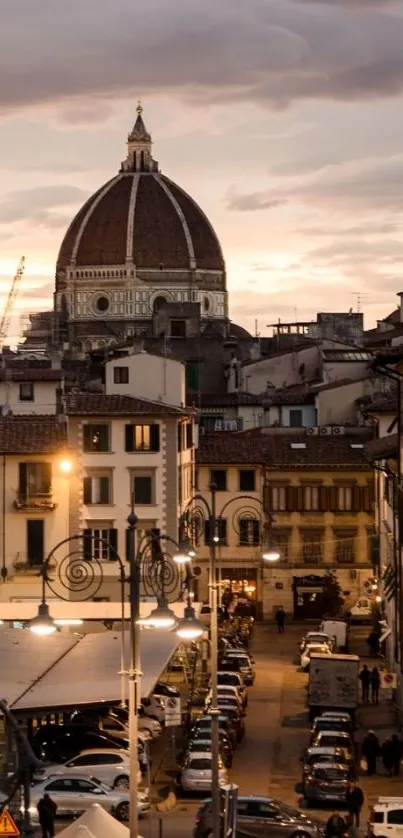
[319,486,328,512]
[286,486,297,511]
[100,476,110,504]
[125,425,134,452]
[150,424,160,452]
[83,477,92,504]
[204,520,211,545]
[19,463,27,497]
[352,485,361,512]
[83,529,92,561]
[252,520,260,544]
[219,519,227,544]
[99,425,109,451]
[83,425,92,451]
[363,483,374,513]
[108,528,118,559]
[240,519,248,544]
[42,463,52,493]
[263,484,273,514]
[329,486,338,511]
[296,486,305,512]
[177,424,182,453]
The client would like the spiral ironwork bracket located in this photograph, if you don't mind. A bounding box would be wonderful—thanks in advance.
[40,532,184,604]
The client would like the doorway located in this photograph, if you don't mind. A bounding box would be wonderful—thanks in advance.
[27,520,44,567]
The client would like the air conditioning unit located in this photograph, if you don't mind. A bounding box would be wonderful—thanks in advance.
[332,426,345,436]
[319,426,332,436]
[306,427,319,436]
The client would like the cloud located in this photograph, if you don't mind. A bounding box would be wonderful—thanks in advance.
[56,102,115,126]
[0,185,89,226]
[307,238,403,266]
[226,155,403,214]
[1,0,403,114]
[299,222,402,237]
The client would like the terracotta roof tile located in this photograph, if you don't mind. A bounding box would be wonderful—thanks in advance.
[197,429,373,469]
[364,433,398,461]
[0,417,67,454]
[66,392,190,416]
[0,369,63,381]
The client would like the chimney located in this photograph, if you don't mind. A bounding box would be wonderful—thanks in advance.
[397,292,403,323]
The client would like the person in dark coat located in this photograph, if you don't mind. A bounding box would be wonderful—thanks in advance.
[345,781,364,828]
[37,793,57,838]
[367,630,380,657]
[361,730,380,776]
[359,664,371,703]
[390,734,403,777]
[275,606,286,634]
[325,812,347,838]
[381,736,394,776]
[370,667,381,704]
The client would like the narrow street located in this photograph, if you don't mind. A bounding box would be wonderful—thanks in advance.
[149,622,401,838]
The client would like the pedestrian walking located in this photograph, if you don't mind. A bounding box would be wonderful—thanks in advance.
[325,812,347,838]
[361,729,380,776]
[275,606,286,634]
[359,664,371,703]
[389,734,402,777]
[345,780,364,828]
[37,793,57,838]
[381,736,394,776]
[345,813,358,838]
[370,667,381,704]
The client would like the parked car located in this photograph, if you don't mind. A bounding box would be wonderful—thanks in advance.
[180,753,228,793]
[223,651,255,685]
[320,712,352,723]
[350,597,372,623]
[300,633,333,653]
[304,762,350,804]
[34,748,141,789]
[112,705,162,740]
[194,795,324,838]
[368,797,403,838]
[29,774,149,821]
[217,706,245,742]
[205,694,245,717]
[212,684,246,710]
[301,645,333,672]
[188,728,234,762]
[141,695,166,724]
[312,731,354,761]
[153,681,180,699]
[31,725,128,763]
[185,737,233,769]
[309,717,354,744]
[192,715,237,749]
[216,672,247,705]
[302,747,354,790]
[69,710,149,752]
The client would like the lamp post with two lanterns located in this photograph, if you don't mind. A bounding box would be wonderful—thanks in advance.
[29,509,204,838]
[179,482,280,838]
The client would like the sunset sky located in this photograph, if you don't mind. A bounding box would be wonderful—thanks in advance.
[1,0,403,341]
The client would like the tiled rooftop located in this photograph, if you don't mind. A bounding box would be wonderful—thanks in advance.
[66,392,191,416]
[0,417,67,454]
[197,429,374,469]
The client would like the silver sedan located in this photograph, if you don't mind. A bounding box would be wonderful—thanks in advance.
[29,774,150,822]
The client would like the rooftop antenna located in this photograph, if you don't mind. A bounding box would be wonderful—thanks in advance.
[351,292,370,313]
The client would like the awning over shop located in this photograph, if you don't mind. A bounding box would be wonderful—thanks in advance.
[0,600,199,622]
[0,628,180,712]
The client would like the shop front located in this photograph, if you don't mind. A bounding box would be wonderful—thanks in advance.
[293,575,326,620]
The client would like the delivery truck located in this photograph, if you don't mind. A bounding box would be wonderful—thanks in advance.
[308,653,359,721]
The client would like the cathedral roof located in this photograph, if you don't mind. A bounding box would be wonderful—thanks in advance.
[56,106,225,284]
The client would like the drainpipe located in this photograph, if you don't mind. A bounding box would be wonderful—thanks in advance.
[1,454,7,581]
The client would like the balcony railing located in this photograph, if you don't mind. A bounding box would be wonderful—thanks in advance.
[14,491,56,511]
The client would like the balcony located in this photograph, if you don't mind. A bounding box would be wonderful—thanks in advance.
[14,491,56,511]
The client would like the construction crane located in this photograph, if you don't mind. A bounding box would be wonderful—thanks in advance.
[0,257,25,351]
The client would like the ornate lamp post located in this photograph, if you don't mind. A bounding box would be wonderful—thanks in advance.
[179,484,279,838]
[29,519,200,838]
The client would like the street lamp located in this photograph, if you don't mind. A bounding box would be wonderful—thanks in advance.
[28,522,193,838]
[176,603,205,640]
[179,483,279,838]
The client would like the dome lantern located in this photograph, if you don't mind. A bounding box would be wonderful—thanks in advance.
[121,102,159,174]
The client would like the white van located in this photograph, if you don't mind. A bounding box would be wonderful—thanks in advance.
[320,619,348,651]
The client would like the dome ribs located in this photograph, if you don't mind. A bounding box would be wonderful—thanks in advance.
[162,177,224,272]
[75,176,131,266]
[133,175,189,269]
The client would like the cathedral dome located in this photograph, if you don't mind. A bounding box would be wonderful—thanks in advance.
[56,106,225,293]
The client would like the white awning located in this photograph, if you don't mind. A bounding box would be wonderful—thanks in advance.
[0,600,200,621]
[0,629,180,711]
[380,628,392,643]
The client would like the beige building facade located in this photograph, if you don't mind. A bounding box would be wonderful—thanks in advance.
[195,428,375,619]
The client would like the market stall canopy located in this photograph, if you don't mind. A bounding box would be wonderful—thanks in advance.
[56,804,142,838]
[0,629,180,711]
